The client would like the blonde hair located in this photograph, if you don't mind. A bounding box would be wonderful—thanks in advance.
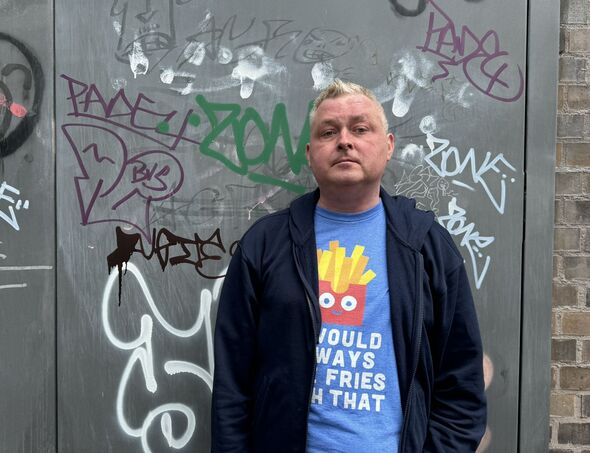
[309,79,389,132]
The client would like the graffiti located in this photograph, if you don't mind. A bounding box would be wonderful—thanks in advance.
[416,0,523,102]
[394,165,455,215]
[424,132,516,214]
[437,197,493,289]
[111,0,178,64]
[159,94,312,193]
[110,2,360,97]
[61,75,312,240]
[102,262,222,452]
[389,0,428,17]
[0,33,44,158]
[107,226,237,303]
[62,123,184,243]
[0,265,52,291]
[0,180,29,231]
[373,52,473,119]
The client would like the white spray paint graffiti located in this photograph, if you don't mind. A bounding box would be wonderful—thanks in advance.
[230,46,286,99]
[0,181,29,231]
[311,61,336,91]
[102,262,224,452]
[438,197,494,289]
[424,133,516,214]
[373,51,472,118]
[129,41,149,78]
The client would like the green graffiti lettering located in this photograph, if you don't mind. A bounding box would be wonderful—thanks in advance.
[159,95,311,193]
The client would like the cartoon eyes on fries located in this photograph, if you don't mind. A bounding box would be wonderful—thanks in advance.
[317,241,376,326]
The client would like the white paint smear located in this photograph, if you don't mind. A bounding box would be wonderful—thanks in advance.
[160,68,175,84]
[0,283,27,290]
[217,47,233,65]
[231,46,285,99]
[183,42,206,66]
[111,78,127,90]
[400,143,424,163]
[129,41,149,78]
[311,62,336,91]
[419,115,437,134]
[112,21,122,36]
[0,265,53,270]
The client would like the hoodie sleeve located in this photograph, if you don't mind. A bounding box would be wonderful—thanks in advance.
[424,224,487,453]
[423,260,487,452]
[211,244,259,453]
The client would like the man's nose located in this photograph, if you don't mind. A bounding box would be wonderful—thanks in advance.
[337,128,354,150]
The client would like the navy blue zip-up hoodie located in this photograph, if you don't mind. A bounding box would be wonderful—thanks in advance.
[212,189,486,452]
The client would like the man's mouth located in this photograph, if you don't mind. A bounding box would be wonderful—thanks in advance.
[333,159,359,166]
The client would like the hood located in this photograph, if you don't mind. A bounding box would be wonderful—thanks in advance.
[288,187,435,251]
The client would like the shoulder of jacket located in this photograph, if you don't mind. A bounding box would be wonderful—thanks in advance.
[422,221,464,273]
[239,208,290,245]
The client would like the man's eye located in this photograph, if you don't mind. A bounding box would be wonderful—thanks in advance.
[354,127,368,134]
[321,130,336,137]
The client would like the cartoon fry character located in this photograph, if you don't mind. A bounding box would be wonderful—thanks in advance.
[317,241,375,326]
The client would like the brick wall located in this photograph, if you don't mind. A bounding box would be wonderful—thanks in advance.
[551,0,590,451]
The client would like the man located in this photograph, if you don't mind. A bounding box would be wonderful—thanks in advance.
[212,80,486,452]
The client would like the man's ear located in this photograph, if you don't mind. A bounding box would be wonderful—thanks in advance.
[306,143,311,166]
[386,133,395,160]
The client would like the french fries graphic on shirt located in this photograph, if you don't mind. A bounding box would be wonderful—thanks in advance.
[317,241,376,326]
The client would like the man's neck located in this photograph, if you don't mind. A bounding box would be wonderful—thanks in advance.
[317,186,381,213]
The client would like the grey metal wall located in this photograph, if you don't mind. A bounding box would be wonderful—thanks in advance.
[0,0,558,451]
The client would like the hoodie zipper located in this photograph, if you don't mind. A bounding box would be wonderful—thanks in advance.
[291,244,320,448]
[398,252,424,452]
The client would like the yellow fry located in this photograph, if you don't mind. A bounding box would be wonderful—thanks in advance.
[333,247,345,289]
[359,269,376,285]
[350,255,369,284]
[336,257,353,293]
[329,240,340,252]
[318,250,333,280]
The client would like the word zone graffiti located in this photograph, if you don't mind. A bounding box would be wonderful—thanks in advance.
[60,74,311,245]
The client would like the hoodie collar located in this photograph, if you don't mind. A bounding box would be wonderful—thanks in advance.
[288,187,435,251]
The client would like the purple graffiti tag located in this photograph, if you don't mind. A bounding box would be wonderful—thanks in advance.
[60,74,200,151]
[62,123,184,242]
[416,0,524,102]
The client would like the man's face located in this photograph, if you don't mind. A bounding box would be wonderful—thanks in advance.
[306,94,394,193]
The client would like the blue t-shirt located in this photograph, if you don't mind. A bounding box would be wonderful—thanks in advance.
[306,201,402,453]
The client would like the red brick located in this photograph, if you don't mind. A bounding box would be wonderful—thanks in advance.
[556,172,581,194]
[553,339,578,362]
[559,85,567,111]
[564,256,590,279]
[558,114,585,138]
[558,422,590,444]
[553,284,579,307]
[565,143,590,167]
[555,228,581,250]
[561,0,589,24]
[556,199,565,224]
[561,367,590,390]
[562,311,590,334]
[560,56,588,83]
[570,29,590,52]
[552,393,576,416]
[569,85,590,110]
[565,201,590,224]
[555,255,564,279]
